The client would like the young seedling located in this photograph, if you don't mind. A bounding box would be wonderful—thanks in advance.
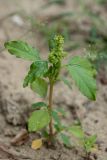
[4,35,97,149]
[69,123,97,160]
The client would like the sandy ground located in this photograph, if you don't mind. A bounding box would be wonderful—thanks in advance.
[0,0,107,160]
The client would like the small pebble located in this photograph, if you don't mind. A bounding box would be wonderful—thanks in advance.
[12,15,24,26]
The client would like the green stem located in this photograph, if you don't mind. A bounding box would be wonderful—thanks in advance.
[48,79,54,142]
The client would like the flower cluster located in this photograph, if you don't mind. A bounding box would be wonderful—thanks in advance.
[48,35,67,65]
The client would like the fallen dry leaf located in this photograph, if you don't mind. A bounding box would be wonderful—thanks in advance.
[31,139,43,150]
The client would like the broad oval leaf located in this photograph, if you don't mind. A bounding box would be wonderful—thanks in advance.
[28,109,50,132]
[4,41,40,61]
[30,78,48,97]
[67,56,97,100]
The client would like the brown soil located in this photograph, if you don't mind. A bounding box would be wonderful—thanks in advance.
[0,0,107,160]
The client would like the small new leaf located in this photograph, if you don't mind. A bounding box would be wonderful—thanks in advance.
[31,78,48,97]
[4,41,40,61]
[28,109,50,132]
[52,110,61,125]
[68,124,84,139]
[67,56,97,100]
[60,133,71,147]
[84,135,97,153]
[32,102,47,109]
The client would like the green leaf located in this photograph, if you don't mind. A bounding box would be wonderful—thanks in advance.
[4,41,40,61]
[23,68,34,88]
[84,135,97,153]
[23,63,37,88]
[32,102,47,109]
[61,77,72,89]
[52,110,61,125]
[68,124,84,139]
[67,56,97,100]
[54,124,61,132]
[60,133,71,147]
[31,78,48,97]
[30,61,48,77]
[41,130,49,138]
[23,73,32,88]
[23,61,48,87]
[28,109,50,132]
